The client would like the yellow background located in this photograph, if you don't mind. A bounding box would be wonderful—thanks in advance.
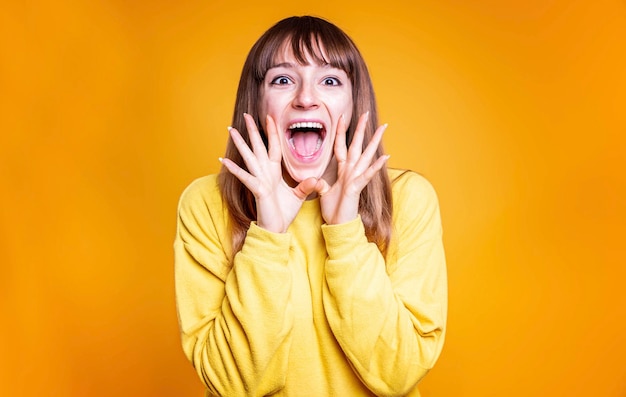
[2,0,625,396]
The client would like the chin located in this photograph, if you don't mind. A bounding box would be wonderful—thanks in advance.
[282,149,333,184]
[285,167,325,184]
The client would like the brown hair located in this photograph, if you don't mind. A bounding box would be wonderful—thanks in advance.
[218,15,393,256]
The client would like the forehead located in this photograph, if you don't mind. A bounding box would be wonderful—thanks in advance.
[272,38,330,66]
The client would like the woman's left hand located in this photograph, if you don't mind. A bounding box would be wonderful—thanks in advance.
[315,112,389,225]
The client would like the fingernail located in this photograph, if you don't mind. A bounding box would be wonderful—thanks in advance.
[227,126,232,131]
[218,157,223,163]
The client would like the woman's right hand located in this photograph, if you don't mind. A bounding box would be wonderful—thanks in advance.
[220,113,320,233]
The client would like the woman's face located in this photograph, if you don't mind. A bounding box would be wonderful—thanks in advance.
[258,44,353,186]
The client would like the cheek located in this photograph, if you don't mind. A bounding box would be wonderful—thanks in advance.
[341,93,354,117]
[257,97,275,131]
[257,101,266,123]
[259,96,286,119]
[342,104,353,125]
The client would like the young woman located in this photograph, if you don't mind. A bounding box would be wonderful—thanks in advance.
[174,16,447,397]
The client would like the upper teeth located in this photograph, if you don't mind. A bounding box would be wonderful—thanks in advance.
[288,122,323,130]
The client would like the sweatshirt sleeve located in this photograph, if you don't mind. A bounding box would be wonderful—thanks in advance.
[321,171,447,396]
[174,177,294,396]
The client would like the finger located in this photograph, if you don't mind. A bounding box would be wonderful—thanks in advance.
[293,177,320,200]
[357,123,388,168]
[219,156,259,194]
[265,114,281,162]
[243,113,268,159]
[334,114,348,163]
[312,178,332,197]
[356,154,390,190]
[228,126,261,175]
[347,111,369,163]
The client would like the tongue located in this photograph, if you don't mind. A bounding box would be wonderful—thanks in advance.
[292,131,320,156]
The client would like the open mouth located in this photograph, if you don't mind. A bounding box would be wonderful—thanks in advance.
[287,121,326,159]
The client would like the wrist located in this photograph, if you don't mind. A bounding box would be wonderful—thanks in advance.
[326,214,357,225]
[321,216,367,257]
[257,219,287,234]
[325,208,358,225]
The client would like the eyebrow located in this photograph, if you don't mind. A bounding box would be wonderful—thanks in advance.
[268,62,295,69]
[268,62,334,70]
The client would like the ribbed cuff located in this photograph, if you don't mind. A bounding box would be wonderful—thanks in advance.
[321,216,369,259]
[241,222,293,265]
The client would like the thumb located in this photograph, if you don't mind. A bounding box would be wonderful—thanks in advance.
[293,177,320,200]
[312,178,331,197]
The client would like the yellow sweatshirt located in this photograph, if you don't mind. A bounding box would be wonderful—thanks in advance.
[174,169,447,397]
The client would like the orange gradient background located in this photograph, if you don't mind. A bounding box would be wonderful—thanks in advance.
[1,1,625,396]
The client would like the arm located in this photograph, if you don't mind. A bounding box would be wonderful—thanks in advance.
[174,177,294,396]
[321,171,447,396]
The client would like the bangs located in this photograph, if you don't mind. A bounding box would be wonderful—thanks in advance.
[252,16,358,82]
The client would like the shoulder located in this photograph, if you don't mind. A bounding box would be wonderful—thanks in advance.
[175,174,233,276]
[388,168,439,206]
[387,168,442,233]
[176,174,230,247]
[177,174,224,215]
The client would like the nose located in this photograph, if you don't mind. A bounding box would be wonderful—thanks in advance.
[292,83,319,110]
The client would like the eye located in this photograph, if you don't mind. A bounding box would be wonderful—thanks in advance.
[322,77,341,86]
[270,76,293,85]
